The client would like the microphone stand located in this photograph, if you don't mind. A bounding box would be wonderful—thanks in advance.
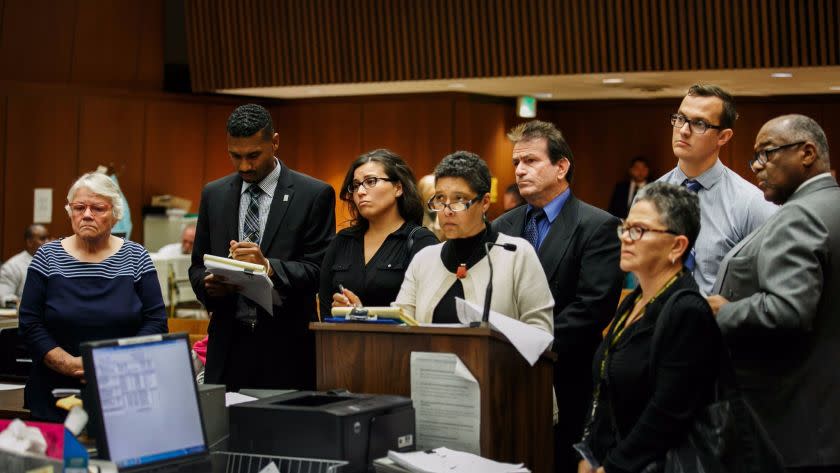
[470,241,517,328]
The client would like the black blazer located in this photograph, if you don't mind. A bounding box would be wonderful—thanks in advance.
[188,163,336,389]
[493,193,623,357]
[607,180,632,219]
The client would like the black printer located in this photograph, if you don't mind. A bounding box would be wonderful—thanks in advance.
[229,390,415,473]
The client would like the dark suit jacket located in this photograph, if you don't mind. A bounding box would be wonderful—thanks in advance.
[189,163,335,390]
[713,176,840,467]
[607,180,632,219]
[493,193,623,359]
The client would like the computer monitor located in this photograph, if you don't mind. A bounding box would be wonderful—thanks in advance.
[81,333,209,471]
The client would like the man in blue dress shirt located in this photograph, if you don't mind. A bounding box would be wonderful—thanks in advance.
[656,84,776,295]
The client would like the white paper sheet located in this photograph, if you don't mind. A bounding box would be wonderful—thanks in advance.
[225,392,257,407]
[388,447,529,473]
[410,352,480,454]
[204,256,276,314]
[454,298,553,366]
[0,383,23,391]
[33,188,52,224]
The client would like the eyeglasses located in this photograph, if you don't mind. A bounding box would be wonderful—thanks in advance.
[68,202,111,216]
[670,113,723,135]
[749,141,805,172]
[347,176,396,194]
[617,222,678,241]
[427,195,483,212]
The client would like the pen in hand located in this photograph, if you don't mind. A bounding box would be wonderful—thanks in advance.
[338,284,362,308]
[228,230,259,258]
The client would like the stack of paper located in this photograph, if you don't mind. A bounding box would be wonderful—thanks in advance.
[203,254,279,314]
[387,448,529,473]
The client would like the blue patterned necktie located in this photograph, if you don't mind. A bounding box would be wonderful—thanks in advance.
[681,179,701,271]
[243,185,262,244]
[522,208,546,250]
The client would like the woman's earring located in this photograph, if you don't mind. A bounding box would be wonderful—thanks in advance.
[670,256,676,265]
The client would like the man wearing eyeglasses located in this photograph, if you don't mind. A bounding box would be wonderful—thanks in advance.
[656,84,776,295]
[708,115,840,472]
[189,104,336,392]
[493,120,623,473]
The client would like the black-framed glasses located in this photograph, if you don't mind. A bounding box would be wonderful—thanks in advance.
[670,113,723,135]
[617,222,678,241]
[427,195,483,212]
[749,141,806,172]
[346,176,396,194]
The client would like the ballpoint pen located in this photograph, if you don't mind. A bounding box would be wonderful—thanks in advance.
[228,230,259,258]
[338,284,362,308]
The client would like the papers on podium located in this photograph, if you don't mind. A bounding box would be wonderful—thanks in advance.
[203,254,278,315]
[410,353,480,454]
[454,298,553,366]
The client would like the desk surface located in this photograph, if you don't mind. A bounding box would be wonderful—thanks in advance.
[0,384,27,420]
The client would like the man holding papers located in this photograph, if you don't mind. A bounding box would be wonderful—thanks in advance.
[189,104,336,392]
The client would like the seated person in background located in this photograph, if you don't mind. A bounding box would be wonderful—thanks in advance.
[502,183,526,211]
[320,149,438,315]
[417,174,445,241]
[156,224,196,257]
[579,182,722,473]
[607,156,650,219]
[0,224,50,304]
[19,172,167,422]
[394,151,553,333]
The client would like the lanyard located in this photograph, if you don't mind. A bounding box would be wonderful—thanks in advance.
[582,271,682,441]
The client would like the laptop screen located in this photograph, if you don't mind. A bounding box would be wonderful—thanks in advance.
[86,335,207,469]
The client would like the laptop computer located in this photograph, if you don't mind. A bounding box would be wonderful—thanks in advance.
[81,333,211,472]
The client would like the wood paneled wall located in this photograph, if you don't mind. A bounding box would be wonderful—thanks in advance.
[185,0,840,91]
[0,0,164,88]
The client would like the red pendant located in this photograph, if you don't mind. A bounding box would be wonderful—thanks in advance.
[456,264,467,279]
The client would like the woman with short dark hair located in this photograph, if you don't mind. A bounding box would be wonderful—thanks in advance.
[394,151,553,332]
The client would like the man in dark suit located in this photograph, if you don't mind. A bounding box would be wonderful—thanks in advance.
[709,115,840,472]
[492,120,623,473]
[189,104,335,392]
[607,156,650,219]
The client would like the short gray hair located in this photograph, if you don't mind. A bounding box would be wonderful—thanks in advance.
[65,172,125,220]
[635,182,700,262]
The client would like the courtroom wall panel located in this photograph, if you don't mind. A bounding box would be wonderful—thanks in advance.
[0,0,163,88]
[273,100,363,228]
[70,0,164,87]
[3,95,79,259]
[0,96,5,260]
[360,96,454,177]
[142,102,207,216]
[78,97,147,242]
[203,104,239,184]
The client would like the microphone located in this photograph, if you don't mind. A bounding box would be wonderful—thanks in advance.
[470,241,517,327]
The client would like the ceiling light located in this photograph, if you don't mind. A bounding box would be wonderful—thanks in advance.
[517,96,537,118]
[602,78,624,84]
[447,83,466,89]
[770,72,793,78]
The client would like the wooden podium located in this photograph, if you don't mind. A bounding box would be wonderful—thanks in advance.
[310,322,555,473]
